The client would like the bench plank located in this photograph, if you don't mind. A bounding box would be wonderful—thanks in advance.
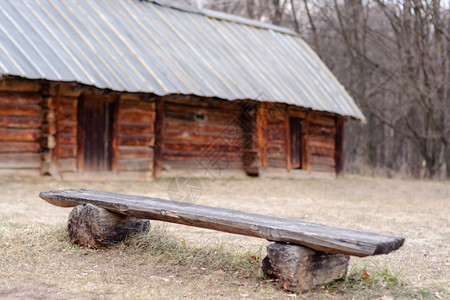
[39,189,404,257]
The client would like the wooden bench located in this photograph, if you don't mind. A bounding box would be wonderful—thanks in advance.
[40,189,405,291]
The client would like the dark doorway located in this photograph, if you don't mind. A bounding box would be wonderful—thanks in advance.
[289,117,303,169]
[77,95,115,172]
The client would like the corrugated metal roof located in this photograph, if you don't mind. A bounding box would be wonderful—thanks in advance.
[0,0,365,120]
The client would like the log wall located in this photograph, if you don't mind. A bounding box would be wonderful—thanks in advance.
[265,105,288,169]
[307,116,336,173]
[0,80,42,173]
[162,96,244,171]
[55,88,79,174]
[116,95,155,173]
[0,77,343,177]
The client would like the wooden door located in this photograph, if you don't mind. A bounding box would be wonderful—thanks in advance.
[289,117,302,169]
[77,95,115,172]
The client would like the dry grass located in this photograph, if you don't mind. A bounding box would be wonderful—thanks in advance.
[0,175,449,299]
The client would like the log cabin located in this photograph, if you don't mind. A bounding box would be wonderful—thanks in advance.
[0,0,365,179]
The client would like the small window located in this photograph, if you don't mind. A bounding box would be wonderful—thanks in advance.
[195,113,205,121]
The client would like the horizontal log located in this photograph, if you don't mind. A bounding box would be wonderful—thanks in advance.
[118,146,154,158]
[310,146,335,158]
[118,111,154,123]
[117,158,152,172]
[119,94,146,102]
[308,116,336,127]
[58,109,77,121]
[57,121,77,134]
[162,151,242,162]
[267,149,286,158]
[0,79,41,92]
[39,189,405,257]
[118,134,154,147]
[0,128,42,142]
[164,96,241,111]
[57,132,76,145]
[310,155,335,166]
[0,142,40,153]
[287,108,307,119]
[119,123,153,135]
[309,139,335,150]
[163,159,243,170]
[0,152,41,169]
[0,92,42,104]
[310,164,335,173]
[59,144,77,158]
[164,120,242,134]
[59,98,78,110]
[0,103,41,117]
[267,158,286,168]
[163,132,246,145]
[0,116,41,129]
[266,130,285,140]
[266,120,286,128]
[59,84,82,97]
[309,126,336,138]
[165,103,241,119]
[120,100,155,111]
[163,141,242,153]
[57,158,77,172]
[164,113,242,128]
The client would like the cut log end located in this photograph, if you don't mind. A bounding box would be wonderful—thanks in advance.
[68,204,149,248]
[262,243,350,292]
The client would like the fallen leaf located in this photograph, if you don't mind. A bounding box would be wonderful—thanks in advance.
[362,269,371,280]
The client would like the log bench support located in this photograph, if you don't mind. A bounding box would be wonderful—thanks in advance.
[262,243,349,291]
[68,204,149,248]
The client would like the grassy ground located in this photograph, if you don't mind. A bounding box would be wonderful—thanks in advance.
[0,175,449,299]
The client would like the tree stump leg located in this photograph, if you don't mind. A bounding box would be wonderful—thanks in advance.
[262,243,350,292]
[68,204,149,248]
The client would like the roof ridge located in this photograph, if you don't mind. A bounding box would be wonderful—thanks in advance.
[147,0,299,36]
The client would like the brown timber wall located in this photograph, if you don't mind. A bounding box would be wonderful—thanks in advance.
[307,116,336,173]
[0,78,343,177]
[265,105,287,169]
[116,95,155,173]
[162,96,244,171]
[55,86,79,174]
[0,80,42,174]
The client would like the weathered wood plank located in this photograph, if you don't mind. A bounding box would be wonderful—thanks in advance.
[40,189,405,257]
